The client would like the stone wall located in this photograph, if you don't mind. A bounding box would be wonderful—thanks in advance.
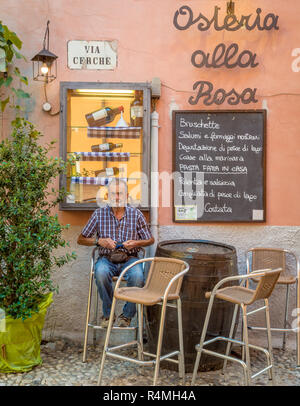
[43,225,300,350]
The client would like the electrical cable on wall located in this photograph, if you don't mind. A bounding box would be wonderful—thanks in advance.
[162,82,300,99]
[42,82,59,115]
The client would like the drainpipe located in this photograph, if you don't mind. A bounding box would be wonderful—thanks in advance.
[150,110,159,257]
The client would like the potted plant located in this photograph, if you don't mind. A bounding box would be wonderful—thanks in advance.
[0,117,76,372]
[0,21,76,373]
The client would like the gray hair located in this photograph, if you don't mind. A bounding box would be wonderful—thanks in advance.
[107,178,128,194]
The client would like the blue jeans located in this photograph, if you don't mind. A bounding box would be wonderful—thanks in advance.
[94,256,144,319]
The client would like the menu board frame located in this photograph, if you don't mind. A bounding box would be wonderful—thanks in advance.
[172,109,266,223]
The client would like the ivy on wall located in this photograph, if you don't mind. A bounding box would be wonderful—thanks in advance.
[0,21,30,112]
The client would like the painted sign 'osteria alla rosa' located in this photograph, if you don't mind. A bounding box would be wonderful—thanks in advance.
[173,5,280,106]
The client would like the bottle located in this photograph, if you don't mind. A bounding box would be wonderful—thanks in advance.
[69,153,80,177]
[130,91,143,127]
[91,142,123,152]
[85,105,124,127]
[94,167,125,177]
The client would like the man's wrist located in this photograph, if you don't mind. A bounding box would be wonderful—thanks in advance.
[95,237,100,246]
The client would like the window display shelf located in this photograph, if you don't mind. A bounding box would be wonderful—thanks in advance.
[68,126,142,129]
[72,152,131,161]
[87,126,142,139]
[69,176,141,183]
[70,176,128,185]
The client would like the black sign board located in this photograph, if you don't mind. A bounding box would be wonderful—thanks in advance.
[172,110,266,222]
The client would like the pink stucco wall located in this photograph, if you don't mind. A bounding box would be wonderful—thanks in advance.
[2,0,300,226]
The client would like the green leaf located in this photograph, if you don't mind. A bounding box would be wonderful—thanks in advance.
[3,25,22,49]
[0,96,9,111]
[13,88,30,98]
[10,32,22,50]
[14,67,28,85]
[0,47,6,72]
[4,45,13,62]
[20,76,28,85]
[14,50,26,60]
[3,76,12,87]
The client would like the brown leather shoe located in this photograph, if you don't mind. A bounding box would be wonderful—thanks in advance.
[100,314,116,328]
[117,313,131,327]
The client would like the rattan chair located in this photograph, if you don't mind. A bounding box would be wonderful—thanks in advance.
[97,257,189,386]
[191,268,282,386]
[82,247,145,363]
[246,248,300,366]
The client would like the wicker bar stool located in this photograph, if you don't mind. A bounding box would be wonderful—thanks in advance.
[246,248,300,366]
[97,257,189,386]
[82,247,145,363]
[191,268,282,386]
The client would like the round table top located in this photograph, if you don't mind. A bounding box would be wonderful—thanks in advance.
[157,240,235,255]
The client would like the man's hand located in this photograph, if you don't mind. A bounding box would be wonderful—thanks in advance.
[123,240,138,250]
[97,238,116,250]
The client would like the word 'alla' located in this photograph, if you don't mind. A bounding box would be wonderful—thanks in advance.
[173,6,279,32]
[191,43,259,69]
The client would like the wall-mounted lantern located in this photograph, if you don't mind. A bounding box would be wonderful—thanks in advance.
[31,21,57,83]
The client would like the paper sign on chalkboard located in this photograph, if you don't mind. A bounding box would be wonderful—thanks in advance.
[172,110,266,222]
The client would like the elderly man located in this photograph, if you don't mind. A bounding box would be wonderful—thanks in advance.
[77,178,154,327]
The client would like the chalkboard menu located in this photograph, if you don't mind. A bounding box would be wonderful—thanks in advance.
[173,110,266,222]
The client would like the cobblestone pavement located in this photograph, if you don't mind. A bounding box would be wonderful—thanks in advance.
[0,340,300,386]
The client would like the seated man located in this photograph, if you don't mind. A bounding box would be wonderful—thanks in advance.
[77,178,154,328]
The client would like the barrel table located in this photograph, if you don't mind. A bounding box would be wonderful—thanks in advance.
[146,240,239,372]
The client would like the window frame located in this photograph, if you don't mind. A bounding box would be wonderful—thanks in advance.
[59,81,151,210]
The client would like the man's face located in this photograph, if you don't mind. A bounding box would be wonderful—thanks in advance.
[108,183,128,207]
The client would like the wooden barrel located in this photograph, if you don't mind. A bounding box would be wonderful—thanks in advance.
[146,239,238,372]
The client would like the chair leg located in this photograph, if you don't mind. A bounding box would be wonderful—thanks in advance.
[265,298,275,383]
[97,296,118,386]
[83,271,94,363]
[177,298,185,385]
[153,300,168,386]
[137,304,144,362]
[282,284,290,351]
[241,304,251,386]
[93,287,99,347]
[241,317,245,362]
[191,295,215,385]
[223,304,239,373]
[296,279,300,367]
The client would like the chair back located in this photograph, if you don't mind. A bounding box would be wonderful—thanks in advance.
[249,268,282,304]
[144,257,188,298]
[249,248,286,273]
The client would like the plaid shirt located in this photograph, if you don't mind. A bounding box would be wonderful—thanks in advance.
[81,205,153,256]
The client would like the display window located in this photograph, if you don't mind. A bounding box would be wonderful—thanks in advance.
[59,83,151,210]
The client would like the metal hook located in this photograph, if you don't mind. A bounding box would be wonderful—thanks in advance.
[43,20,50,50]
